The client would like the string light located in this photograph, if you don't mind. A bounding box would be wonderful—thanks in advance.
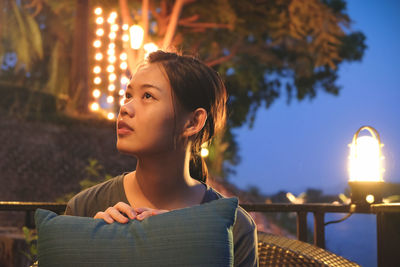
[107,96,114,103]
[96,28,104,36]
[90,102,100,111]
[109,32,116,40]
[119,53,127,61]
[108,55,116,63]
[122,34,130,42]
[107,49,115,56]
[109,73,117,82]
[109,43,116,49]
[107,65,115,73]
[107,112,115,120]
[111,24,119,32]
[92,89,101,98]
[108,84,116,92]
[94,7,102,15]
[120,76,129,84]
[122,24,129,31]
[119,89,125,96]
[120,62,128,70]
[96,17,104,24]
[93,40,101,48]
[93,66,101,74]
[94,77,102,84]
[95,52,103,61]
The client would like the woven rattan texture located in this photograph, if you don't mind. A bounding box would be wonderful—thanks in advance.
[258,232,360,267]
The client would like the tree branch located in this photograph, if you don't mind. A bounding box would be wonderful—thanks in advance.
[162,0,185,50]
[179,22,233,30]
[205,43,240,67]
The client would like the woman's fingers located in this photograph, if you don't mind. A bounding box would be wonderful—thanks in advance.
[105,206,129,223]
[136,209,169,220]
[94,211,114,224]
[114,202,136,219]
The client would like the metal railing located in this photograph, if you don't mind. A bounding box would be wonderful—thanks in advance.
[1,201,399,266]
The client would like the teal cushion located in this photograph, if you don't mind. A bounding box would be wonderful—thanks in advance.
[35,197,238,267]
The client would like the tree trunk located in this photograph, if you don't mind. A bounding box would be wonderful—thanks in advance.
[69,0,89,114]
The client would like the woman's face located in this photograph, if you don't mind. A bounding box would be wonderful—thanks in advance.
[116,63,186,157]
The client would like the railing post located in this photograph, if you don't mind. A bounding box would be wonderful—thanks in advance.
[296,211,308,242]
[313,211,325,248]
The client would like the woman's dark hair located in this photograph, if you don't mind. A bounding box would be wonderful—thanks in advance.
[147,50,227,183]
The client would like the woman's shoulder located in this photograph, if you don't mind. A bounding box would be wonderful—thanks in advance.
[202,185,256,231]
[65,174,126,216]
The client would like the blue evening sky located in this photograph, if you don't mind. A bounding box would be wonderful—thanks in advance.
[231,1,400,195]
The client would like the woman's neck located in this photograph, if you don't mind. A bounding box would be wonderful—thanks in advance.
[124,147,205,210]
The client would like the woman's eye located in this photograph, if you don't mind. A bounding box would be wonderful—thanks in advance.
[125,92,132,99]
[143,92,153,99]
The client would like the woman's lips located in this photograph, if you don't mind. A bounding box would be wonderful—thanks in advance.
[117,121,134,135]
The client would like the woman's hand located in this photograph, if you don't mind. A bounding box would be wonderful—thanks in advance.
[94,202,136,224]
[94,202,169,224]
[134,207,169,221]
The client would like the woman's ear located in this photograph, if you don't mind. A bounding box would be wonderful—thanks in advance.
[182,108,207,137]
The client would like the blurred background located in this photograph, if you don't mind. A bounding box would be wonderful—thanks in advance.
[1,1,399,266]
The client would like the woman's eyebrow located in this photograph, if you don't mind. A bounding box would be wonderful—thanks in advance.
[127,83,162,92]
[140,83,162,92]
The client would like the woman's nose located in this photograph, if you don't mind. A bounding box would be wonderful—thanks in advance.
[119,99,135,117]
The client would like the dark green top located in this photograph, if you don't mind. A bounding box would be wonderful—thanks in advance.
[66,174,258,267]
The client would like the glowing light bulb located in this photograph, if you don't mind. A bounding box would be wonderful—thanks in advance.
[129,25,144,49]
[109,32,116,40]
[144,42,158,58]
[111,24,119,32]
[107,96,114,103]
[107,49,115,56]
[110,11,118,19]
[94,77,101,84]
[119,89,125,96]
[96,17,104,24]
[107,112,115,120]
[200,147,209,157]
[120,76,129,84]
[120,98,125,106]
[107,65,115,73]
[96,28,104,36]
[90,102,100,111]
[95,52,103,61]
[93,66,101,74]
[93,40,101,48]
[122,34,130,42]
[107,17,115,24]
[120,62,128,70]
[108,84,116,92]
[366,194,375,204]
[119,52,127,61]
[92,89,101,98]
[109,73,117,82]
[94,7,102,15]
[108,43,115,49]
[108,55,116,63]
[122,24,129,31]
[349,135,383,182]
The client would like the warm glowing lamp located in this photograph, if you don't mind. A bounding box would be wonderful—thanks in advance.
[129,25,144,49]
[348,126,385,205]
[144,42,158,58]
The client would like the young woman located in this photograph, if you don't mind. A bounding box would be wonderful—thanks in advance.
[65,51,258,266]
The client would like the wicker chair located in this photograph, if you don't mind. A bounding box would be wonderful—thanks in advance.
[257,232,360,266]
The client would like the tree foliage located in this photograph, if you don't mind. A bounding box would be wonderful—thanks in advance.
[0,0,366,178]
